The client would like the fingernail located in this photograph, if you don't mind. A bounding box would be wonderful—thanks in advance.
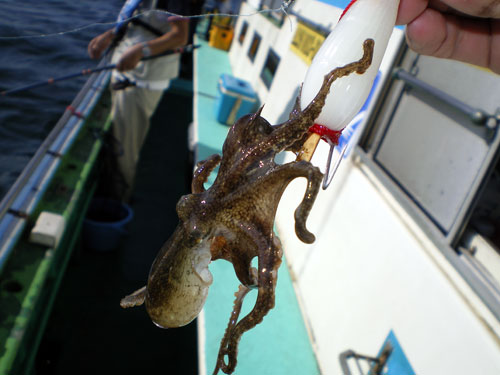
[405,30,421,51]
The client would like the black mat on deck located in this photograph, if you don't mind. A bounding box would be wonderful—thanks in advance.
[36,88,197,375]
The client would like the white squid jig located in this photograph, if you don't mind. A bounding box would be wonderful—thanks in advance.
[300,0,400,131]
[298,0,400,188]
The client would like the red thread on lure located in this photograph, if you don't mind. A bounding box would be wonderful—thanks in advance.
[309,124,342,145]
[339,0,358,20]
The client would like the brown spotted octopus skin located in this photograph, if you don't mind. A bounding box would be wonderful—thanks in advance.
[120,39,374,375]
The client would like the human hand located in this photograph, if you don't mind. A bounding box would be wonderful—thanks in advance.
[116,44,144,72]
[397,0,500,74]
[88,30,115,59]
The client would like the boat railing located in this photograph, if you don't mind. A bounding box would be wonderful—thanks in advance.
[0,56,112,272]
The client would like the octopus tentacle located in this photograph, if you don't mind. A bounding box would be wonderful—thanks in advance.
[214,234,283,374]
[228,225,268,287]
[280,87,309,154]
[120,286,146,308]
[293,162,323,243]
[288,85,303,120]
[192,154,222,193]
[263,39,375,155]
[231,254,259,287]
[213,284,252,375]
[246,160,323,243]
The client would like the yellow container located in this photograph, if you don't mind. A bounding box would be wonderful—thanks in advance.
[209,25,234,51]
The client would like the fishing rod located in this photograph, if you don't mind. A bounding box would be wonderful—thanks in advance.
[1,44,200,96]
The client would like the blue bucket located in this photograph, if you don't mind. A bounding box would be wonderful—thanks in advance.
[83,198,134,251]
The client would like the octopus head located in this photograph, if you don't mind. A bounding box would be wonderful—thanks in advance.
[145,225,213,328]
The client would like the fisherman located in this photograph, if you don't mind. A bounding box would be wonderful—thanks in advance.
[88,0,190,202]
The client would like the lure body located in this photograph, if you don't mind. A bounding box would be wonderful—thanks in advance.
[300,0,400,131]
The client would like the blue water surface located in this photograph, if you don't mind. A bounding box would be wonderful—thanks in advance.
[0,0,122,200]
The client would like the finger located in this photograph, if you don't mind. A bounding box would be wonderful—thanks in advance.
[116,58,135,72]
[88,41,96,58]
[436,0,500,18]
[406,9,500,73]
[91,48,101,60]
[396,0,500,25]
[396,0,428,25]
[116,60,125,72]
[88,40,101,59]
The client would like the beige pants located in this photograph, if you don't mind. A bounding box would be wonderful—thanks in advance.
[111,85,164,201]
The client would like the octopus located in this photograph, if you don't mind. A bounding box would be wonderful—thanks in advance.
[120,39,374,374]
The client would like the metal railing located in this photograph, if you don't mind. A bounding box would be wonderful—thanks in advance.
[393,68,499,129]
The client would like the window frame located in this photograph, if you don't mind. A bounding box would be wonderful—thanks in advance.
[247,32,262,63]
[260,48,280,89]
[238,21,248,45]
[354,42,500,322]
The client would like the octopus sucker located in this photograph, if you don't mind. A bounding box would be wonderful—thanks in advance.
[121,40,374,374]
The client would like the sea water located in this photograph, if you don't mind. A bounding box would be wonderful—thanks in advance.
[0,0,122,200]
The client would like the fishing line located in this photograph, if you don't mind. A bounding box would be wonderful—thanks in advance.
[0,1,296,41]
[0,44,200,96]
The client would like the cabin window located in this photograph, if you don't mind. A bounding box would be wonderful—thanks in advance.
[260,49,280,89]
[357,43,500,320]
[247,32,261,62]
[238,21,248,45]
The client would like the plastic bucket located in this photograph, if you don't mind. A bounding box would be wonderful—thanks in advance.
[83,198,134,251]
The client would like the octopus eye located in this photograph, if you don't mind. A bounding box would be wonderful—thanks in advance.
[188,226,203,241]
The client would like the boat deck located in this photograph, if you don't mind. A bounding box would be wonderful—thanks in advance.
[36,87,197,374]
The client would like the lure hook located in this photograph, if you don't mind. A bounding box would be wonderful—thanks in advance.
[322,140,347,190]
